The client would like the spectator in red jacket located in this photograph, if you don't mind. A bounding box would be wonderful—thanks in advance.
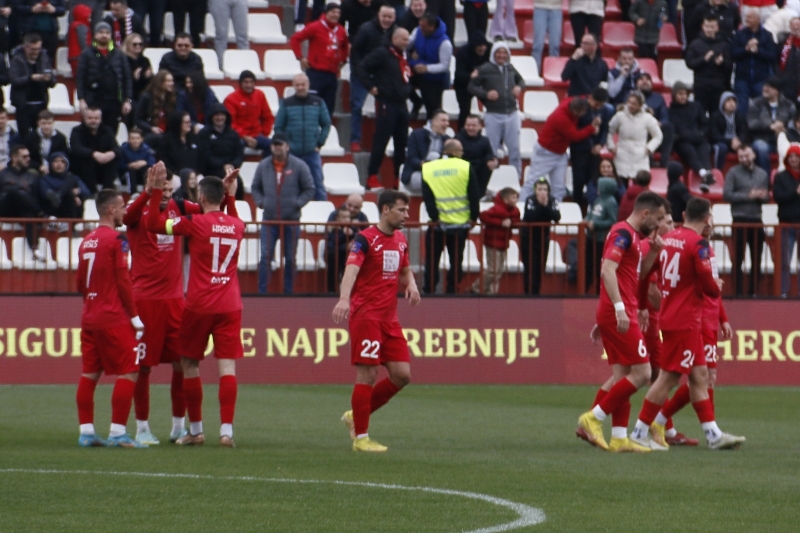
[68,4,93,77]
[617,169,651,221]
[471,187,520,294]
[223,70,275,156]
[290,3,350,118]
[521,97,599,202]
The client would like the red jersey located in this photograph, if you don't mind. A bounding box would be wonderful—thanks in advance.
[653,227,720,331]
[346,225,410,321]
[124,192,201,300]
[702,246,729,330]
[597,221,642,325]
[77,225,137,330]
[146,189,244,314]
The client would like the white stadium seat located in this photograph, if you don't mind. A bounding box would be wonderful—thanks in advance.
[361,201,379,223]
[48,84,73,115]
[777,134,791,172]
[320,125,345,156]
[56,47,72,78]
[240,161,259,193]
[210,84,235,103]
[195,49,225,79]
[362,93,376,118]
[58,14,68,39]
[11,237,57,270]
[711,203,732,237]
[0,239,12,270]
[3,86,12,113]
[455,18,468,47]
[554,202,582,235]
[238,238,261,270]
[248,13,288,44]
[301,201,336,233]
[248,0,270,7]
[204,12,236,43]
[56,237,82,270]
[712,240,732,274]
[323,163,365,195]
[55,121,79,138]
[257,86,280,117]
[223,50,265,79]
[75,198,99,232]
[523,91,558,122]
[763,203,778,237]
[662,59,694,88]
[143,48,170,70]
[545,240,568,273]
[510,56,545,87]
[486,165,521,195]
[442,89,460,120]
[264,50,303,80]
[296,238,317,271]
[519,128,539,159]
[235,200,256,233]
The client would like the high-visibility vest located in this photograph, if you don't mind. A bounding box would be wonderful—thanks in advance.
[421,157,471,225]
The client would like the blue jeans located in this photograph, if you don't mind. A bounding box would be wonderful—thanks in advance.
[349,75,368,143]
[781,227,800,295]
[532,8,562,71]
[752,139,776,175]
[255,134,272,157]
[258,223,300,294]
[733,78,765,117]
[299,151,326,200]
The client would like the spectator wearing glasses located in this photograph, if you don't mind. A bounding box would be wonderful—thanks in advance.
[158,33,204,90]
[122,33,152,111]
[0,144,45,257]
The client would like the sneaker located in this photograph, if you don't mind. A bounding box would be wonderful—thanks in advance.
[32,248,46,262]
[78,433,107,447]
[108,434,148,448]
[135,430,160,446]
[609,437,652,453]
[649,423,670,449]
[352,436,387,452]
[170,428,188,443]
[630,434,668,451]
[708,432,746,450]
[665,432,699,446]
[577,411,609,450]
[341,410,356,440]
[175,432,205,446]
[702,170,716,185]
[350,141,362,153]
[219,435,236,447]
[575,426,596,447]
[366,174,383,190]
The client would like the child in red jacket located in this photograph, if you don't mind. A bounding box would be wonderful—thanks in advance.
[472,187,520,294]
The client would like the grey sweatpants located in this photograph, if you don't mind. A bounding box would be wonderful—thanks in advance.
[521,142,568,202]
[209,0,250,67]
[483,112,522,177]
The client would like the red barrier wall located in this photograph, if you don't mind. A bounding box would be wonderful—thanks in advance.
[1,296,799,385]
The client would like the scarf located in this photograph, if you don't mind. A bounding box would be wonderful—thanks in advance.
[389,46,410,83]
[779,35,800,71]
[112,9,134,46]
[723,112,736,139]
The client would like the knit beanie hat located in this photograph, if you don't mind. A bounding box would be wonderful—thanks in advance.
[94,21,112,34]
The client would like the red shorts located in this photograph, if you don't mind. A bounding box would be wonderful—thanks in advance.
[350,318,411,366]
[179,309,243,361]
[702,329,719,369]
[661,329,706,375]
[598,322,649,366]
[81,324,139,375]
[136,297,184,366]
[643,324,662,369]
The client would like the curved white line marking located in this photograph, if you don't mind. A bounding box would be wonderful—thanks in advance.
[0,468,545,532]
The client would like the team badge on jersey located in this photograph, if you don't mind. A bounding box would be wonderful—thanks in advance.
[119,237,130,254]
[614,233,630,249]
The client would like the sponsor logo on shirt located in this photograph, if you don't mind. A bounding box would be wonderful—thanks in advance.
[383,250,400,273]
[157,234,175,246]
[212,225,236,234]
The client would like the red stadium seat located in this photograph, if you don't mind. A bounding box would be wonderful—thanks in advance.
[661,91,672,107]
[563,20,575,49]
[604,57,616,70]
[562,0,569,17]
[638,59,664,89]
[687,169,725,201]
[601,22,636,53]
[523,19,533,47]
[650,168,669,196]
[542,56,569,88]
[514,0,533,15]
[657,24,682,54]
[606,0,622,20]
[771,168,778,187]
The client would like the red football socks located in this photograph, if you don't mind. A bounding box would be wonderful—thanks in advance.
[370,378,400,413]
[660,383,691,419]
[692,398,715,423]
[666,418,674,430]
[134,369,151,421]
[110,378,136,427]
[183,376,203,424]
[637,398,663,426]
[351,383,372,436]
[592,388,608,408]
[708,387,714,406]
[171,370,186,417]
[218,375,237,425]
[612,400,631,428]
[76,376,98,425]
[597,377,638,416]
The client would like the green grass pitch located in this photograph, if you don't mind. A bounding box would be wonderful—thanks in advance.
[1,384,799,532]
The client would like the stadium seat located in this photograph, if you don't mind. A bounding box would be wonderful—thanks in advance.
[419,202,430,223]
[323,163,365,195]
[792,242,799,274]
[711,240,732,274]
[235,200,256,233]
[606,0,622,19]
[48,84,73,115]
[195,49,225,79]
[296,238,317,271]
[319,125,345,156]
[541,57,569,88]
[257,86,280,117]
[56,237,82,270]
[58,14,68,39]
[561,20,575,49]
[742,243,775,274]
[658,24,682,54]
[239,161,259,193]
[687,169,724,201]
[210,84,235,103]
[662,59,694,88]
[56,47,71,78]
[486,165,521,195]
[523,91,558,122]
[649,168,669,196]
[143,48,170,70]
[301,201,336,233]
[545,240,568,273]
[514,0,533,15]
[637,59,664,88]
[74,198,99,232]
[711,203,732,237]
[248,13,288,44]
[204,12,235,43]
[264,50,303,80]
[442,89,460,120]
[223,50,265,79]
[238,238,261,271]
[116,121,129,147]
[2,86,12,113]
[0,239,12,270]
[601,22,636,52]
[455,17,467,47]
[398,177,421,198]
[441,239,481,272]
[163,12,179,41]
[554,202,581,235]
[510,56,545,87]
[763,203,778,237]
[777,134,792,172]
[248,0,269,6]
[316,239,327,269]
[519,128,539,159]
[11,237,57,270]
[361,201,379,223]
[362,92,376,118]
[54,120,79,137]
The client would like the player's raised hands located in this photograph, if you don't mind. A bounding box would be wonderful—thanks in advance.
[150,162,168,189]
[223,168,240,197]
[406,284,420,306]
[332,300,349,323]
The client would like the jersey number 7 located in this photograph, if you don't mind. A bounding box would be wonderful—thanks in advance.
[210,237,238,273]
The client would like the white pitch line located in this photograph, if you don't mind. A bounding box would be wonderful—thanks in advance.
[0,469,546,533]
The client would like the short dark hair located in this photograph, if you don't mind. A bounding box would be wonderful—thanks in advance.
[737,143,752,152]
[764,76,783,90]
[335,205,350,218]
[85,106,102,115]
[174,32,192,42]
[37,109,54,121]
[431,109,448,120]
[199,176,225,205]
[499,187,519,200]
[620,47,635,55]
[684,197,711,223]
[110,0,128,5]
[23,33,42,45]
[129,127,144,137]
[96,189,122,215]
[634,170,652,187]
[568,98,589,115]
[10,144,28,158]
[465,114,483,124]
[639,72,653,81]
[378,189,410,213]
[420,12,439,26]
[633,191,666,212]
[591,88,609,103]
[703,15,719,24]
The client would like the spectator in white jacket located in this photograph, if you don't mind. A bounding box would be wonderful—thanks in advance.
[606,91,663,180]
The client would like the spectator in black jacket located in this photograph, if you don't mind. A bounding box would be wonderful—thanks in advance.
[670,82,714,189]
[23,109,67,174]
[0,144,43,255]
[356,26,412,190]
[37,152,90,219]
[773,144,800,296]
[519,177,561,294]
[636,73,674,167]
[9,33,55,136]
[158,33,204,90]
[325,205,355,293]
[401,110,451,192]
[341,0,381,39]
[731,9,777,117]
[157,111,202,178]
[748,77,796,173]
[454,30,489,130]
[348,5,396,151]
[104,0,147,47]
[12,0,65,60]
[666,160,691,223]
[687,0,740,45]
[69,107,121,193]
[76,22,133,134]
[571,88,613,209]
[685,16,732,117]
[198,103,244,182]
[561,33,608,97]
[455,114,497,196]
[710,91,747,170]
[777,18,800,104]
[398,0,425,31]
[122,33,152,115]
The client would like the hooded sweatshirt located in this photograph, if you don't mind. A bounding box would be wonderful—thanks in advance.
[586,177,619,242]
[709,91,747,145]
[480,192,522,250]
[68,5,93,64]
[455,31,491,87]
[38,152,90,214]
[467,41,524,114]
[669,83,708,144]
[198,103,245,179]
[772,144,800,222]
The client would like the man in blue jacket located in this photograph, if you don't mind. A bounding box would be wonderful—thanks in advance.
[400,110,451,193]
[731,9,777,116]
[407,13,452,120]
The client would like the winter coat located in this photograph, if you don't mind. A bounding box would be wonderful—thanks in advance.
[118,140,155,179]
[127,53,153,103]
[350,17,396,67]
[69,123,120,161]
[669,99,709,144]
[608,59,643,105]
[586,177,619,242]
[629,0,667,45]
[519,193,561,251]
[731,24,777,85]
[9,44,55,108]
[687,1,740,44]
[37,152,90,216]
[401,125,452,184]
[76,43,132,104]
[723,163,770,219]
[356,44,413,105]
[22,129,68,172]
[408,18,452,87]
[777,32,800,101]
[709,91,748,145]
[198,103,245,179]
[538,98,596,155]
[341,0,381,39]
[156,112,203,176]
[158,51,204,89]
[250,154,316,221]
[684,33,732,91]
[454,128,496,195]
[454,30,490,87]
[67,4,92,65]
[223,87,275,139]
[642,89,669,123]
[468,42,524,114]
[607,106,663,178]
[290,16,349,74]
[480,192,521,250]
[134,90,192,133]
[772,145,800,222]
[104,10,147,46]
[747,95,797,144]
[561,54,608,97]
[14,0,66,36]
[273,93,332,157]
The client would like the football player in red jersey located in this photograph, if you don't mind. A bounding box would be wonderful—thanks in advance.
[146,162,245,447]
[576,192,667,452]
[76,189,148,448]
[332,190,421,452]
[123,172,202,445]
[630,198,745,450]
